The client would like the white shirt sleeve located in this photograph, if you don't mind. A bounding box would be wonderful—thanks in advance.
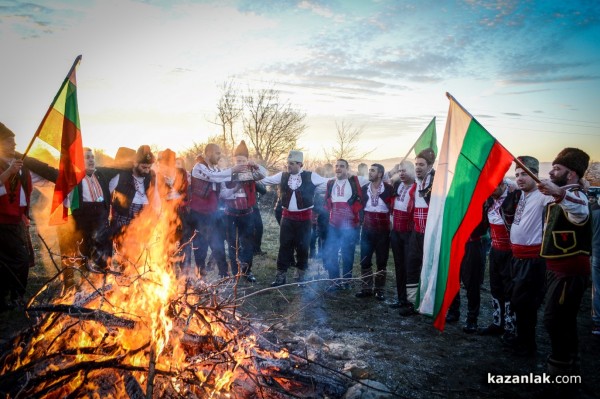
[261,171,283,186]
[191,163,232,183]
[559,189,589,224]
[109,174,120,194]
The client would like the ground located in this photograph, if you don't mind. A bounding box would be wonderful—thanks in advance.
[1,203,599,398]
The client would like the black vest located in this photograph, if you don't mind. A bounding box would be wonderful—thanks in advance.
[541,198,592,259]
[112,170,154,217]
[326,176,362,206]
[280,171,316,209]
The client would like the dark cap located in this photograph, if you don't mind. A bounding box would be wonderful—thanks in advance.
[136,145,155,164]
[416,148,436,166]
[553,147,590,178]
[234,140,249,158]
[0,122,15,140]
[516,155,539,174]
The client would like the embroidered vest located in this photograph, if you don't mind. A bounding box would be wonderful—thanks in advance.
[0,162,32,224]
[280,171,316,209]
[112,170,153,217]
[541,199,592,259]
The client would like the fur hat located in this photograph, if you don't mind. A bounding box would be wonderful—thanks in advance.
[553,147,590,178]
[0,122,15,140]
[136,145,155,164]
[234,140,249,158]
[516,155,539,174]
[160,148,176,167]
[416,148,436,166]
[288,150,303,163]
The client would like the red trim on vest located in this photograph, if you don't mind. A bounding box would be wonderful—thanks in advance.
[282,208,312,221]
[511,244,542,259]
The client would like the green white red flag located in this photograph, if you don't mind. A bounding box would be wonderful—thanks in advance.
[417,93,514,331]
[29,56,85,224]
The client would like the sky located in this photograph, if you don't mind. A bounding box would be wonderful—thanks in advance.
[1,0,599,163]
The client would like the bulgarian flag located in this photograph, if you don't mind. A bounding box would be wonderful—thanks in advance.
[25,55,85,224]
[418,93,514,331]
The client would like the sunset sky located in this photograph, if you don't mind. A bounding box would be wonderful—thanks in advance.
[1,0,599,163]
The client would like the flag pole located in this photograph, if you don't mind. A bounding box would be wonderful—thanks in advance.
[445,92,541,184]
[19,55,82,160]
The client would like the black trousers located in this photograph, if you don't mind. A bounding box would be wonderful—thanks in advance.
[544,270,587,362]
[188,210,228,276]
[390,230,411,303]
[0,223,31,300]
[449,239,484,322]
[406,231,425,292]
[488,247,513,326]
[276,217,312,273]
[511,257,546,350]
[359,228,390,293]
[251,205,264,253]
[226,212,255,275]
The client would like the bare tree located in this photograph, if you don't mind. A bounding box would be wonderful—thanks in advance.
[214,79,243,157]
[243,87,306,171]
[323,120,374,164]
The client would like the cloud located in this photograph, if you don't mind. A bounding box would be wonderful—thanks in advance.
[503,112,521,116]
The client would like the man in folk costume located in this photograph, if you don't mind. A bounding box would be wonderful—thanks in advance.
[387,160,417,314]
[262,150,329,286]
[220,141,266,282]
[0,123,36,310]
[187,143,244,278]
[109,145,158,234]
[475,180,517,338]
[323,159,364,289]
[356,163,394,301]
[406,148,435,306]
[23,147,117,283]
[537,148,591,377]
[501,156,551,356]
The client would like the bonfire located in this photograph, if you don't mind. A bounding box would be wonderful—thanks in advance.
[0,200,346,398]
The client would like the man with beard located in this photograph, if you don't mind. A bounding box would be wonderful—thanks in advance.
[537,148,591,377]
[0,123,36,310]
[109,145,158,237]
[406,148,435,307]
[388,160,417,314]
[262,150,329,286]
[356,163,394,300]
[323,159,364,289]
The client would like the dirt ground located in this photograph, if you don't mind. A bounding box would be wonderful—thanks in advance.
[1,206,599,398]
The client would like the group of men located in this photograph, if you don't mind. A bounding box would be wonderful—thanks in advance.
[1,118,598,379]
